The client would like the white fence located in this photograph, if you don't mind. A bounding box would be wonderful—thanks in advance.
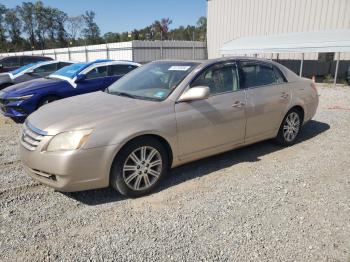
[0,40,207,63]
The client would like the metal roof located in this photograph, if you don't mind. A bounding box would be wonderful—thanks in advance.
[220,29,350,55]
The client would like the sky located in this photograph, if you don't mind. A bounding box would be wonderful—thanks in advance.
[1,0,207,34]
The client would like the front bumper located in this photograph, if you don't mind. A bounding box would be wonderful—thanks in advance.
[20,137,120,192]
[0,99,29,118]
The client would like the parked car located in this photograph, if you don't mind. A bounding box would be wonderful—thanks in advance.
[0,59,140,122]
[19,57,319,197]
[0,60,75,90]
[0,55,52,73]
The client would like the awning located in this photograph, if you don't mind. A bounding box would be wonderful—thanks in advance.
[220,29,350,55]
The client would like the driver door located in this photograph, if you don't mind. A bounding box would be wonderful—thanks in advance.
[75,65,109,95]
[175,62,247,161]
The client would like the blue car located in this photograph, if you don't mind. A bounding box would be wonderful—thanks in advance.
[0,59,140,122]
[0,60,75,89]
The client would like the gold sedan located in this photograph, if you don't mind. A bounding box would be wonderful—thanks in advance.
[20,58,318,197]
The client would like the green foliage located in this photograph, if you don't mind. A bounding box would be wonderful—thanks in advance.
[323,74,333,84]
[0,1,207,52]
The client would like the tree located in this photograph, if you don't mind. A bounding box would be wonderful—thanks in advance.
[82,11,101,44]
[103,32,120,43]
[152,18,172,40]
[0,4,7,51]
[18,2,36,49]
[34,1,48,49]
[196,16,207,41]
[5,7,23,50]
[55,10,68,47]
[66,16,84,43]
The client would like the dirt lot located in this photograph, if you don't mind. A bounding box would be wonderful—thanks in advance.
[0,85,350,261]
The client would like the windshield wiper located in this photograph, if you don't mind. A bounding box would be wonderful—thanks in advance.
[112,91,137,99]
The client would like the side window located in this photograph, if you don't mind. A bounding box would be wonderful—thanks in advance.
[22,56,40,65]
[33,63,57,75]
[1,57,20,67]
[241,62,284,88]
[108,64,137,76]
[191,63,240,95]
[273,66,287,84]
[57,62,73,69]
[85,66,108,80]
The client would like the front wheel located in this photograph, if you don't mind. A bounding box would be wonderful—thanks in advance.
[275,109,302,146]
[110,137,169,198]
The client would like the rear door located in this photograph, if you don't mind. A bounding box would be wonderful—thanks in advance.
[240,61,291,142]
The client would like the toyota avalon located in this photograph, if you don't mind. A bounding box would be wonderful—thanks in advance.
[20,57,319,197]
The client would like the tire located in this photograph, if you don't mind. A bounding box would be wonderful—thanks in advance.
[110,137,169,198]
[38,96,58,108]
[10,117,25,124]
[275,108,302,146]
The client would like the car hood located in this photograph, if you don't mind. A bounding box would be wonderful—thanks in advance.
[2,78,63,95]
[28,91,163,135]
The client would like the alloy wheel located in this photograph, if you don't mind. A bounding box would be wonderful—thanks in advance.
[283,112,300,142]
[123,146,163,191]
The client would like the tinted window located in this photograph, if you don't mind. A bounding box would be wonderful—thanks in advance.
[273,66,287,84]
[241,62,285,88]
[85,66,108,80]
[22,56,42,65]
[1,57,20,67]
[109,64,137,76]
[191,63,240,95]
[33,63,57,75]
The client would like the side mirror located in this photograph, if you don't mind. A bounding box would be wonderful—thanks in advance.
[178,86,210,102]
[75,74,86,82]
[26,69,34,74]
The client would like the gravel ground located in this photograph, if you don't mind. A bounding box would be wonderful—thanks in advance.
[0,85,350,262]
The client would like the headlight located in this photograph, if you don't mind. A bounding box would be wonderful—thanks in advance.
[8,94,34,102]
[46,129,93,152]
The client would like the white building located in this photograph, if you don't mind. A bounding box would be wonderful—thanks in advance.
[207,0,350,60]
[207,0,350,82]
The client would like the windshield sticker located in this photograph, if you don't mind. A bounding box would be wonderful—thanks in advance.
[154,91,166,98]
[168,66,191,71]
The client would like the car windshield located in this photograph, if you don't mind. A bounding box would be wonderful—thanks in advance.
[10,62,41,75]
[108,61,199,101]
[51,63,87,79]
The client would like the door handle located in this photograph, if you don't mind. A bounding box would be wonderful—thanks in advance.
[281,92,289,99]
[232,101,245,108]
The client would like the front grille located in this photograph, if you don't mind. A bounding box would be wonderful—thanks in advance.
[20,121,47,151]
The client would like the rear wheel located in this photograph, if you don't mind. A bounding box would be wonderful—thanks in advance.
[275,109,302,146]
[110,137,169,198]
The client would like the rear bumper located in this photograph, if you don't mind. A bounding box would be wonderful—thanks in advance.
[20,143,119,192]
